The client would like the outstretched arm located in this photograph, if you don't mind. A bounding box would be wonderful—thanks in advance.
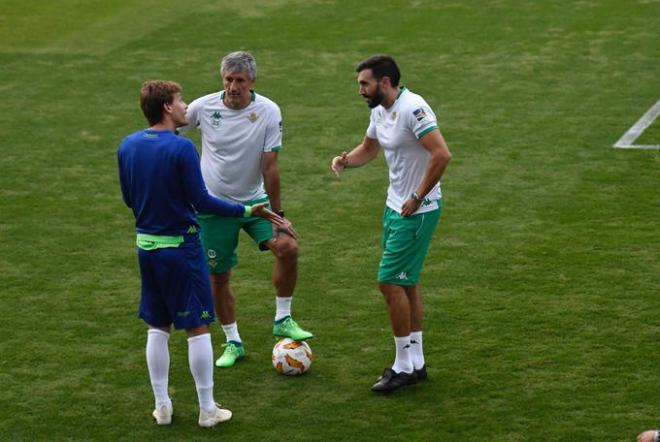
[330,136,380,176]
[180,142,283,225]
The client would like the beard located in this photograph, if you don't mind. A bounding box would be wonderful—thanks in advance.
[365,85,385,108]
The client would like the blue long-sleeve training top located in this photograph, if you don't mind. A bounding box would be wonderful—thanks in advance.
[117,128,245,236]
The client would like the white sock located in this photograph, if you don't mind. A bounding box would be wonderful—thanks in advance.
[275,296,292,321]
[221,322,242,343]
[410,331,425,370]
[187,333,215,412]
[391,335,413,374]
[146,329,172,409]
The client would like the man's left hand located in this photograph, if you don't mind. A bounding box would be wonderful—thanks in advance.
[273,217,299,240]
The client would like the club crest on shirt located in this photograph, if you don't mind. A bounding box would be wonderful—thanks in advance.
[248,112,258,123]
[391,111,397,120]
[210,111,222,127]
[412,107,427,122]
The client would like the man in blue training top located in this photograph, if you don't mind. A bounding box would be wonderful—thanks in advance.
[117,80,286,428]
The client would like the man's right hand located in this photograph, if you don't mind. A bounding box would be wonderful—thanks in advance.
[331,152,349,176]
[251,202,284,225]
[251,203,299,240]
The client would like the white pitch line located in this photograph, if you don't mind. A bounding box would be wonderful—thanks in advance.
[613,98,660,149]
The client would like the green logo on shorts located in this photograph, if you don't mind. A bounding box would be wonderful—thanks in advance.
[200,311,211,319]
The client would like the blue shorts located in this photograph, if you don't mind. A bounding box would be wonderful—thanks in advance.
[137,237,215,330]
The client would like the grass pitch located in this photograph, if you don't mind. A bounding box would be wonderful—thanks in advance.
[1,1,659,440]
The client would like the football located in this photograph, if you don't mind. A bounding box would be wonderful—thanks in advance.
[272,338,312,375]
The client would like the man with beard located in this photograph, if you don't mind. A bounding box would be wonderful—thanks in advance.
[183,51,312,369]
[117,80,284,426]
[331,55,452,393]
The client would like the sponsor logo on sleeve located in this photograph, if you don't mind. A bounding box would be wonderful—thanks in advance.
[412,107,427,122]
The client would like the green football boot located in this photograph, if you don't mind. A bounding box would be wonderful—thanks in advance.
[272,316,314,341]
[215,341,246,368]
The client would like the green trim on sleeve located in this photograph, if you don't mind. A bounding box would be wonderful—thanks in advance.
[244,205,253,218]
[416,125,438,139]
[266,145,282,152]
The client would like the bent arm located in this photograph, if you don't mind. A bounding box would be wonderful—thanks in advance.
[344,136,380,168]
[400,128,452,217]
[415,129,452,198]
[331,136,380,175]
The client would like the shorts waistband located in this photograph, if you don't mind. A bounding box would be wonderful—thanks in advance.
[136,233,199,250]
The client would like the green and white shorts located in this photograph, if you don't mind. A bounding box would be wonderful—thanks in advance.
[378,201,442,286]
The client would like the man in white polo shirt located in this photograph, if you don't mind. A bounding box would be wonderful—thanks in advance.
[331,55,452,393]
[184,51,313,369]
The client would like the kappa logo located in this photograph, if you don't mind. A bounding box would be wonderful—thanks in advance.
[211,111,222,127]
[200,311,211,320]
[395,272,408,281]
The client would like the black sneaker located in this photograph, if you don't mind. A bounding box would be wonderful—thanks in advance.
[414,365,428,381]
[371,368,417,393]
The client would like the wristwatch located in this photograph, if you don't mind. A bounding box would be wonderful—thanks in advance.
[411,192,423,203]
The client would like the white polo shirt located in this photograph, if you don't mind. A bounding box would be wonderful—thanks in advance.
[366,87,441,215]
[185,91,282,202]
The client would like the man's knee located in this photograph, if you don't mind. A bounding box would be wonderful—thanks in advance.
[271,235,298,260]
[186,324,210,337]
